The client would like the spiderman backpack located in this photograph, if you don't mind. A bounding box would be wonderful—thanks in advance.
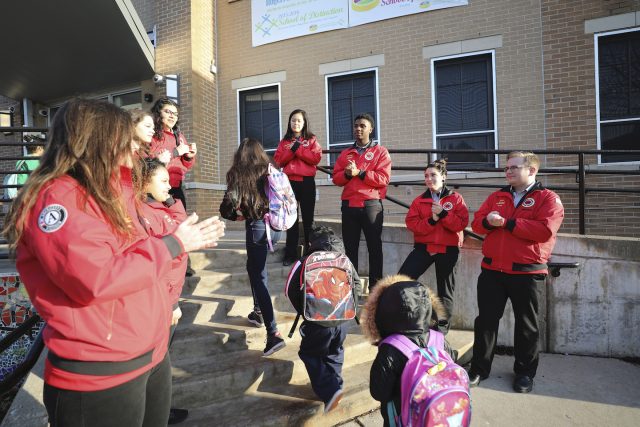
[284,251,359,337]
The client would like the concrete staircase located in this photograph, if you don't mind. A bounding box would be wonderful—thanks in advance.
[169,231,473,426]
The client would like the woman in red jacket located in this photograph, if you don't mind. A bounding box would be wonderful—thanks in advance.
[3,98,224,427]
[274,109,321,265]
[150,97,196,210]
[398,159,469,333]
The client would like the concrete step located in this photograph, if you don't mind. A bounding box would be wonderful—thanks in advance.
[175,360,378,427]
[190,245,286,271]
[183,265,291,298]
[170,334,376,408]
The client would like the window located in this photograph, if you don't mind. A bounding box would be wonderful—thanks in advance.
[596,29,640,163]
[432,52,496,168]
[0,109,12,128]
[239,85,280,153]
[326,70,378,164]
[113,91,142,110]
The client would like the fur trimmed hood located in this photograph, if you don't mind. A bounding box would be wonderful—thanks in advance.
[361,274,447,345]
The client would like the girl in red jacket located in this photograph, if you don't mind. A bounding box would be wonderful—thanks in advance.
[398,159,469,333]
[274,109,321,265]
[3,99,224,426]
[150,97,196,210]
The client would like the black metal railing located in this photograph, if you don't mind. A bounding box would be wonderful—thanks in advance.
[0,126,47,201]
[320,148,640,235]
[0,315,45,396]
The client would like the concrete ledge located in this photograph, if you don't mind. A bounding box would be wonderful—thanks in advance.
[318,54,385,75]
[422,35,502,60]
[584,12,638,34]
[314,218,640,358]
[231,71,286,90]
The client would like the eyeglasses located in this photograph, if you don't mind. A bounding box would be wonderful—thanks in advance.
[504,165,526,173]
[162,109,179,117]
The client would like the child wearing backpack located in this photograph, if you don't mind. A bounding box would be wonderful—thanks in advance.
[363,275,470,427]
[284,226,361,413]
[220,138,286,356]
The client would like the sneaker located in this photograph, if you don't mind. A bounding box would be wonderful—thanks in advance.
[247,310,263,327]
[282,257,295,266]
[263,331,286,356]
[324,388,343,414]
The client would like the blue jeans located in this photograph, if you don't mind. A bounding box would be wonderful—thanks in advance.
[245,219,282,335]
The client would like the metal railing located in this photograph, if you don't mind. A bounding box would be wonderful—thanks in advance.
[321,148,640,235]
[0,126,47,202]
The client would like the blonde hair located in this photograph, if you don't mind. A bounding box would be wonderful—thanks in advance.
[507,151,540,170]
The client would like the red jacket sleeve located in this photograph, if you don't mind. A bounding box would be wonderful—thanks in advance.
[405,198,435,235]
[22,197,177,306]
[440,194,469,233]
[510,191,564,242]
[471,194,495,235]
[273,139,295,167]
[332,150,350,187]
[295,136,322,166]
[167,199,188,223]
[363,148,391,189]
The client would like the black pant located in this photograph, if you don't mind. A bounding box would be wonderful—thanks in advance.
[285,177,316,259]
[341,200,384,289]
[44,353,172,427]
[398,245,459,333]
[298,322,348,403]
[470,269,545,378]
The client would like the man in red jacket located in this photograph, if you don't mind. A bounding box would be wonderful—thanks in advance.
[333,113,391,291]
[468,151,564,393]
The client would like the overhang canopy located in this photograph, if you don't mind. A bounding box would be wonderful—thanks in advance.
[0,0,154,103]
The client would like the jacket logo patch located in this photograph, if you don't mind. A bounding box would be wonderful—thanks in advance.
[522,198,535,208]
[496,200,506,207]
[38,204,68,233]
[302,141,309,147]
[364,152,374,161]
[442,201,454,211]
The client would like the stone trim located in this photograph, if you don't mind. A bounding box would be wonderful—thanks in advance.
[184,182,227,190]
[422,35,502,59]
[584,12,640,34]
[231,71,286,90]
[318,54,385,75]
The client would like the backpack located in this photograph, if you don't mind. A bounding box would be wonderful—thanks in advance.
[380,332,471,427]
[3,160,26,200]
[263,163,297,250]
[285,251,358,337]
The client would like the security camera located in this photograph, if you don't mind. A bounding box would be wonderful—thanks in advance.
[38,109,49,117]
[153,74,165,84]
[8,106,15,113]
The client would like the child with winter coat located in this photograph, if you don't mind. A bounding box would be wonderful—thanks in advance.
[363,274,454,426]
[286,226,362,413]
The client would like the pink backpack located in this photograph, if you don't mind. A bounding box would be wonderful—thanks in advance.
[264,164,298,250]
[380,332,471,427]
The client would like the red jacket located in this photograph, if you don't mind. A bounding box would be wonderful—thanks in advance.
[149,130,195,188]
[140,196,188,308]
[273,136,322,181]
[332,142,391,207]
[471,183,564,274]
[17,167,181,391]
[406,188,469,254]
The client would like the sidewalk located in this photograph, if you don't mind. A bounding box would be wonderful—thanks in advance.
[341,352,640,427]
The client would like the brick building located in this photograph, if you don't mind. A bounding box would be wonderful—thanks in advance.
[2,0,638,236]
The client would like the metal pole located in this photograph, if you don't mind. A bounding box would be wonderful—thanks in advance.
[578,153,585,235]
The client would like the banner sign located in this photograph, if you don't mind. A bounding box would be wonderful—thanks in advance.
[252,0,348,47]
[349,0,468,27]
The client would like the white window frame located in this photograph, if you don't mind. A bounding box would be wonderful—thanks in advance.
[47,88,142,125]
[594,27,640,165]
[430,50,498,168]
[324,68,381,169]
[236,82,282,154]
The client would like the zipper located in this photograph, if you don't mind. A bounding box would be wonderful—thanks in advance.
[106,301,115,341]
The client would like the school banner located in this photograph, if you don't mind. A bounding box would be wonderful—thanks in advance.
[349,0,468,27]
[252,0,348,47]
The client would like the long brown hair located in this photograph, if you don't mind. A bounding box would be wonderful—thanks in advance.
[129,108,153,157]
[4,98,139,246]
[225,138,271,220]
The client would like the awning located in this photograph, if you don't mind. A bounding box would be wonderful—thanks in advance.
[0,0,154,103]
